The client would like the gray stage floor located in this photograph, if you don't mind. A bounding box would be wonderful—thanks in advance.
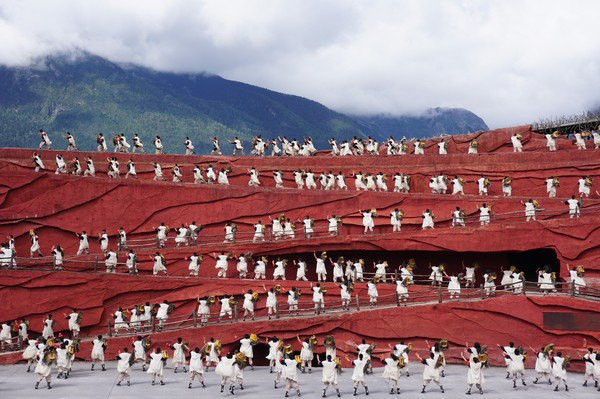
[0,362,595,398]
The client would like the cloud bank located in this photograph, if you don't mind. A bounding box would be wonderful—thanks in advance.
[1,0,599,127]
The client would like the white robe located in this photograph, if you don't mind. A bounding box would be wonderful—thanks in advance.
[467,361,484,385]
[189,351,204,374]
[352,359,367,382]
[91,339,105,361]
[117,352,132,374]
[216,356,235,379]
[172,342,186,364]
[422,358,440,382]
[422,212,434,228]
[147,352,164,375]
[321,360,338,384]
[382,358,399,380]
[552,357,567,380]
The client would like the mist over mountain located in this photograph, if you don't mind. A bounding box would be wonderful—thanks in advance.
[350,108,488,142]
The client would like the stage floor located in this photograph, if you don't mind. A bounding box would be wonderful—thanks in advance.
[0,363,595,398]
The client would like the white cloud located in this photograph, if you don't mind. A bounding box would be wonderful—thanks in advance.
[1,0,599,127]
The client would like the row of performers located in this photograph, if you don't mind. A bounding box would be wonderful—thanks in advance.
[24,332,595,395]
[36,129,600,156]
[9,233,588,294]
[1,301,174,351]
[4,261,586,350]
[31,151,597,200]
[14,181,592,261]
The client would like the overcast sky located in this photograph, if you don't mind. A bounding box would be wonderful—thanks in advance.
[1,0,599,128]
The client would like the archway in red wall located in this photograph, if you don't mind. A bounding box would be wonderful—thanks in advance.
[279,248,559,282]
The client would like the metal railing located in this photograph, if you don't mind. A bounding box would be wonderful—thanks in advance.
[96,280,600,340]
[10,204,594,265]
[75,282,600,342]
[2,279,597,354]
[122,224,340,251]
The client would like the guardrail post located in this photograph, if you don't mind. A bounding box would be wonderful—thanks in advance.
[396,292,400,307]
[107,320,112,337]
[570,281,575,297]
[193,312,198,328]
[151,316,156,333]
[480,284,485,299]
[234,300,239,322]
[10,252,16,269]
[276,302,280,319]
[94,256,98,273]
[438,285,443,303]
[355,294,360,311]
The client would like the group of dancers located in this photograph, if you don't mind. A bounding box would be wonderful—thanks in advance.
[35,129,600,156]
[31,149,597,203]
[18,327,600,396]
[3,259,587,356]
[2,184,589,274]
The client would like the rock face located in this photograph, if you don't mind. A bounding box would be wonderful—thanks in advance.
[0,125,599,367]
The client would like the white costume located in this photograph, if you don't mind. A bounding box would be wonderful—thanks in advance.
[215,254,229,278]
[467,360,485,388]
[273,260,286,280]
[578,178,591,197]
[91,338,105,364]
[116,352,132,384]
[511,135,523,152]
[479,206,490,225]
[545,134,557,151]
[567,198,580,218]
[574,133,586,150]
[477,177,488,195]
[362,211,374,234]
[422,211,434,229]
[153,255,167,275]
[42,319,54,339]
[452,178,464,195]
[254,260,266,279]
[535,352,552,380]
[147,352,165,380]
[352,358,368,389]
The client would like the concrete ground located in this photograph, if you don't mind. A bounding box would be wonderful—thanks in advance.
[0,362,596,398]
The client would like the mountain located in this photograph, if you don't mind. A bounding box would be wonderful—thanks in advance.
[0,53,488,152]
[351,108,488,142]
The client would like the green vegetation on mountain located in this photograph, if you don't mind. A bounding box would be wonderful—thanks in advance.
[0,53,487,153]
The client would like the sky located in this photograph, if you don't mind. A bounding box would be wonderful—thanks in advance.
[1,0,599,128]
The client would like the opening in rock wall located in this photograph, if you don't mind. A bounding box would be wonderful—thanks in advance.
[279,248,559,282]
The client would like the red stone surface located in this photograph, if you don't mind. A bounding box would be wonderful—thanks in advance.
[0,125,599,368]
[0,271,597,372]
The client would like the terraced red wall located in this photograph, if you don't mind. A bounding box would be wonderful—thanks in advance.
[1,125,599,368]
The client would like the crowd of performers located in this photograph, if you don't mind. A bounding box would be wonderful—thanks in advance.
[0,183,592,270]
[2,259,587,353]
[1,222,588,296]
[12,327,600,395]
[31,148,597,200]
[35,129,600,156]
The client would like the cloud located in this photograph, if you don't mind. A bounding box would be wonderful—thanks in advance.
[1,0,599,127]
